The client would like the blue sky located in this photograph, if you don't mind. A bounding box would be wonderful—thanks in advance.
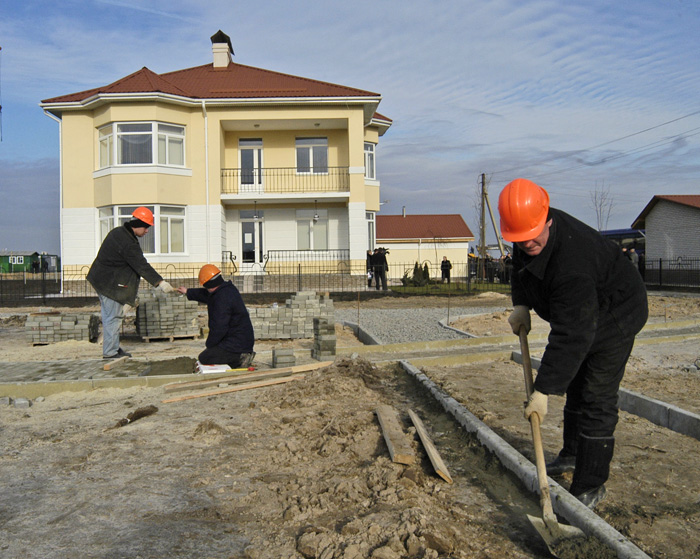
[1,0,700,254]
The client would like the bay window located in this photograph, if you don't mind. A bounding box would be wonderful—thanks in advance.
[98,122,185,168]
[99,205,186,254]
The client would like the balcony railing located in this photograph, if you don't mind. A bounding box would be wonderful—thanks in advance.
[221,167,350,195]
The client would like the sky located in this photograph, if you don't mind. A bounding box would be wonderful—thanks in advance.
[1,0,700,254]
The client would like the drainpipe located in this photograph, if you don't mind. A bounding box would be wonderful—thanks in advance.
[44,110,63,293]
[202,101,211,263]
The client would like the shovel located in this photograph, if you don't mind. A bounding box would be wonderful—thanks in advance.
[518,326,586,556]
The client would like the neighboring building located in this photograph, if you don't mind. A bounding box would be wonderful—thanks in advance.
[631,195,700,260]
[40,30,391,278]
[0,251,60,273]
[376,213,474,267]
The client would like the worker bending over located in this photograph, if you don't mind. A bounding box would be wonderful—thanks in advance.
[499,178,648,508]
[87,206,174,359]
[177,265,255,368]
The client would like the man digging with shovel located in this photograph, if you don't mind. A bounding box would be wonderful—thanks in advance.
[499,178,648,508]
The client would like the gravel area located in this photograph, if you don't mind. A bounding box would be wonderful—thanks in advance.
[334,306,508,344]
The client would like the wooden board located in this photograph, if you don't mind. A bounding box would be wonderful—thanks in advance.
[408,408,453,483]
[375,404,415,465]
[161,375,304,403]
[103,355,129,371]
[162,361,333,393]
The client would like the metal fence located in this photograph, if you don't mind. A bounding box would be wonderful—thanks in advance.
[0,257,696,306]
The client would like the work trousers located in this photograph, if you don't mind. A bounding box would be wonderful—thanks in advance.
[564,333,636,438]
[98,293,124,358]
[199,346,245,368]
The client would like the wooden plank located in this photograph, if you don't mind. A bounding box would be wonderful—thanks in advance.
[408,409,453,483]
[375,404,415,465]
[103,356,129,371]
[164,368,305,393]
[162,361,333,393]
[161,375,304,403]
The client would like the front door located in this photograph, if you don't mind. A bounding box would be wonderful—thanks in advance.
[241,218,264,270]
[239,139,263,193]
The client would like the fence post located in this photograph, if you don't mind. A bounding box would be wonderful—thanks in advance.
[659,258,663,289]
[298,263,302,292]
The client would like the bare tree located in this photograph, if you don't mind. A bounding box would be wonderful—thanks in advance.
[590,180,614,231]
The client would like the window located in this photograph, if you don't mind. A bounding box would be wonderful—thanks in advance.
[296,209,328,250]
[9,256,24,265]
[99,205,186,254]
[366,212,375,249]
[98,122,185,168]
[239,139,263,189]
[296,137,328,174]
[364,142,376,180]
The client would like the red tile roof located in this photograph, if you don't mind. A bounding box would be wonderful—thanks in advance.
[631,194,700,228]
[42,62,382,104]
[377,214,474,241]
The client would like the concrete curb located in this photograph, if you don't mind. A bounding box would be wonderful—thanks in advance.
[512,352,700,441]
[340,320,384,345]
[399,359,652,559]
[438,316,477,338]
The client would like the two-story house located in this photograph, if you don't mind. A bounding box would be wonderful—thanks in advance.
[40,31,391,287]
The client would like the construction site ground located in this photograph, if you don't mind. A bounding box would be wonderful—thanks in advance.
[1,293,699,559]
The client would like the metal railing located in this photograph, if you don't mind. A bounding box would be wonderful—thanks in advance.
[221,167,350,195]
[2,257,696,305]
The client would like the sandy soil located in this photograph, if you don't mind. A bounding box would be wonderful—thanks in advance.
[1,293,699,559]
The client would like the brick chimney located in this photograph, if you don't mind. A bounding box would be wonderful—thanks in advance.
[210,30,233,68]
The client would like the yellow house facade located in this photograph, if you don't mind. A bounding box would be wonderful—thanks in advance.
[40,31,391,281]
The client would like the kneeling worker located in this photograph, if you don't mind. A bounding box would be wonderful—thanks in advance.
[177,265,255,368]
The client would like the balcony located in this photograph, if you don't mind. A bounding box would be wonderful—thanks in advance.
[221,167,350,195]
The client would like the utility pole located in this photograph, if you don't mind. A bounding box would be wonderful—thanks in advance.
[479,173,487,279]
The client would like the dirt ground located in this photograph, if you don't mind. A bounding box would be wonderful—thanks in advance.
[0,293,699,558]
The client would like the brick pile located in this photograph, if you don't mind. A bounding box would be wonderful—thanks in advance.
[136,292,200,340]
[311,317,336,360]
[26,311,100,345]
[249,291,334,340]
[272,347,296,368]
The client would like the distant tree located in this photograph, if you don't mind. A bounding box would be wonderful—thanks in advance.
[590,180,614,231]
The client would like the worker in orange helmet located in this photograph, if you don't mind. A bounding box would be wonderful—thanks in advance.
[177,264,255,368]
[87,206,175,359]
[498,178,648,508]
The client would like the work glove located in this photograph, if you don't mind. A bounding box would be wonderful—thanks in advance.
[157,280,175,294]
[508,305,531,335]
[524,390,548,422]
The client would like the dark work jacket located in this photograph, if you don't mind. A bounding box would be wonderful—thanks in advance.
[186,281,255,353]
[511,208,648,395]
[86,224,163,305]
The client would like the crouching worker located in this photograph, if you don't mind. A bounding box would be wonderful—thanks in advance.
[177,265,255,369]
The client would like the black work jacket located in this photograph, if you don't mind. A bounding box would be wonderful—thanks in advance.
[86,224,163,305]
[511,209,648,395]
[186,281,255,354]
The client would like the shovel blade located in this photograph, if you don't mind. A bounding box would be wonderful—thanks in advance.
[527,514,586,557]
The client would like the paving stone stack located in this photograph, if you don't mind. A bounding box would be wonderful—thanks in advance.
[248,291,334,339]
[136,292,200,340]
[25,311,100,345]
[311,317,336,360]
[272,347,296,368]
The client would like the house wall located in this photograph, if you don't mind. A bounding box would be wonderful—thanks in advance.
[645,200,700,260]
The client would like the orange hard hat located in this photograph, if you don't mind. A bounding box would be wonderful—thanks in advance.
[132,206,154,226]
[498,178,550,242]
[198,264,222,286]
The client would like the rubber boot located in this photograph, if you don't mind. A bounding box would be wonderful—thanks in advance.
[546,408,581,475]
[569,434,615,508]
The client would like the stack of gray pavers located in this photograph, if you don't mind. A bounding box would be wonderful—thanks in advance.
[26,311,100,345]
[248,291,334,340]
[311,317,336,360]
[272,347,296,368]
[136,291,200,340]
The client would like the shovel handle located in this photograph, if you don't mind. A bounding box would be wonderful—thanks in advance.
[518,326,557,521]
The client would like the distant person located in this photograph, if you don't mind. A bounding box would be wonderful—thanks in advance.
[177,264,255,368]
[366,249,374,288]
[628,248,640,266]
[371,248,389,291]
[87,207,174,359]
[441,256,452,284]
[499,178,648,508]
